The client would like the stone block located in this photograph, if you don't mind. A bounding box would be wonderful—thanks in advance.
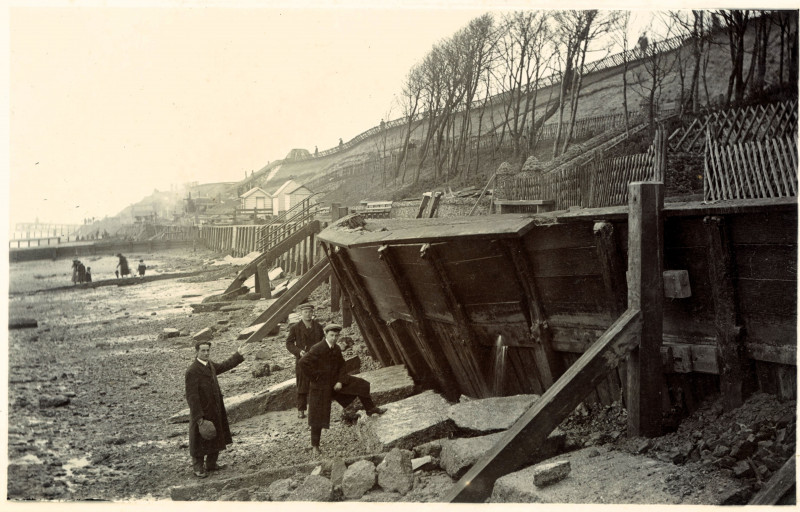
[440,429,565,479]
[532,460,571,487]
[162,328,180,338]
[191,328,214,342]
[342,459,376,499]
[377,448,413,495]
[356,390,454,453]
[448,394,540,433]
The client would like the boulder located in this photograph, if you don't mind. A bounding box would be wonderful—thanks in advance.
[448,394,540,433]
[129,377,148,390]
[39,395,70,408]
[440,429,565,479]
[532,460,571,487]
[330,457,347,488]
[219,488,250,501]
[377,448,413,495]
[251,363,271,378]
[357,390,453,453]
[162,328,180,338]
[290,474,333,501]
[267,478,296,501]
[411,456,436,472]
[342,459,376,500]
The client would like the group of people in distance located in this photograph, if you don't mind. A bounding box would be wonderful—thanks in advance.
[71,259,91,284]
[184,303,385,478]
[70,253,148,284]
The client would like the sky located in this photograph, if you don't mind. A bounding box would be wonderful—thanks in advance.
[5,0,775,228]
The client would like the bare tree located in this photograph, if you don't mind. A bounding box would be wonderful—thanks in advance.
[717,9,752,105]
[610,11,633,132]
[494,11,551,159]
[631,34,679,132]
[396,65,424,184]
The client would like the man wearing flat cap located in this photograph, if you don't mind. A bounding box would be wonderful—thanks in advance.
[185,340,245,478]
[300,323,386,456]
[285,303,324,419]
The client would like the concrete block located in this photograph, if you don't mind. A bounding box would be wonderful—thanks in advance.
[533,460,571,487]
[441,429,565,479]
[357,390,454,453]
[448,394,540,433]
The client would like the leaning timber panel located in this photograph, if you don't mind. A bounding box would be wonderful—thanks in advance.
[318,201,797,402]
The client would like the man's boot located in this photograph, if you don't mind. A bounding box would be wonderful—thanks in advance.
[205,452,226,471]
[361,396,386,416]
[193,456,208,478]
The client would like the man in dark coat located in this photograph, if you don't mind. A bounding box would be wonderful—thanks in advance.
[299,324,385,457]
[185,341,245,478]
[285,303,324,419]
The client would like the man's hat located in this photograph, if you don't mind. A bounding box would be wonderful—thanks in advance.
[198,420,217,440]
[324,323,342,334]
[297,303,315,311]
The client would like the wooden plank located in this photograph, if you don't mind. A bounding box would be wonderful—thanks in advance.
[626,182,664,438]
[245,258,332,343]
[415,193,430,219]
[593,221,627,317]
[323,244,392,366]
[703,215,746,411]
[445,308,642,503]
[376,245,450,384]
[428,191,443,218]
[255,260,272,299]
[499,238,564,389]
[420,243,492,397]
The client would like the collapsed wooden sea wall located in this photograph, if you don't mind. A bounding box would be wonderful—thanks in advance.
[317,196,797,417]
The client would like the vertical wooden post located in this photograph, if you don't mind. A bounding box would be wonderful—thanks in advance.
[342,295,353,327]
[704,215,745,411]
[255,260,272,299]
[626,181,664,438]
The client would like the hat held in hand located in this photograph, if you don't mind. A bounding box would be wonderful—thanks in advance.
[198,419,217,440]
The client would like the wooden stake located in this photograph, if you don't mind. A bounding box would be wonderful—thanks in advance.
[704,215,745,411]
[626,181,664,438]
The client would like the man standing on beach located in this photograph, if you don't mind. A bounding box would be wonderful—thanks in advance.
[185,341,245,478]
[285,303,324,419]
[300,324,385,457]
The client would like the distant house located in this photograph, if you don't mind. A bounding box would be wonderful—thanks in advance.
[271,180,315,215]
[239,187,272,213]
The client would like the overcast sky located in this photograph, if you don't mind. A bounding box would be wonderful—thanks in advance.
[5,0,776,228]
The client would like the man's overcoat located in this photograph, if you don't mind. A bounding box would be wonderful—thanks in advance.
[185,352,244,456]
[299,340,370,429]
[285,320,324,394]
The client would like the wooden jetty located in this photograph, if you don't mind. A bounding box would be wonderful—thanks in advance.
[317,183,796,501]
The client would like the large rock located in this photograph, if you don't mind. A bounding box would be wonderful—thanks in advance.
[532,460,571,487]
[357,390,455,453]
[330,457,347,488]
[290,474,333,501]
[440,429,565,479]
[359,365,415,406]
[267,478,296,501]
[39,395,70,408]
[448,394,540,433]
[377,448,414,495]
[342,459,376,499]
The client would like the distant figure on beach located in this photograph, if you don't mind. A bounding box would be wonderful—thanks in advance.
[138,259,147,277]
[77,261,86,284]
[71,260,80,285]
[85,267,92,283]
[116,253,130,278]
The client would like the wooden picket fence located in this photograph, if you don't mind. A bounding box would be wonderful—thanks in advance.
[705,133,798,201]
[670,100,797,153]
[498,129,665,210]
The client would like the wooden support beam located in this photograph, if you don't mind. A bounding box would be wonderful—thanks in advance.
[330,276,341,313]
[378,244,457,390]
[704,215,746,411]
[341,295,353,328]
[416,193,431,219]
[419,243,491,397]
[593,221,627,316]
[428,192,443,218]
[498,238,563,389]
[626,182,664,438]
[445,308,643,503]
[749,454,796,505]
[255,260,272,299]
[327,245,400,365]
[244,258,332,343]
